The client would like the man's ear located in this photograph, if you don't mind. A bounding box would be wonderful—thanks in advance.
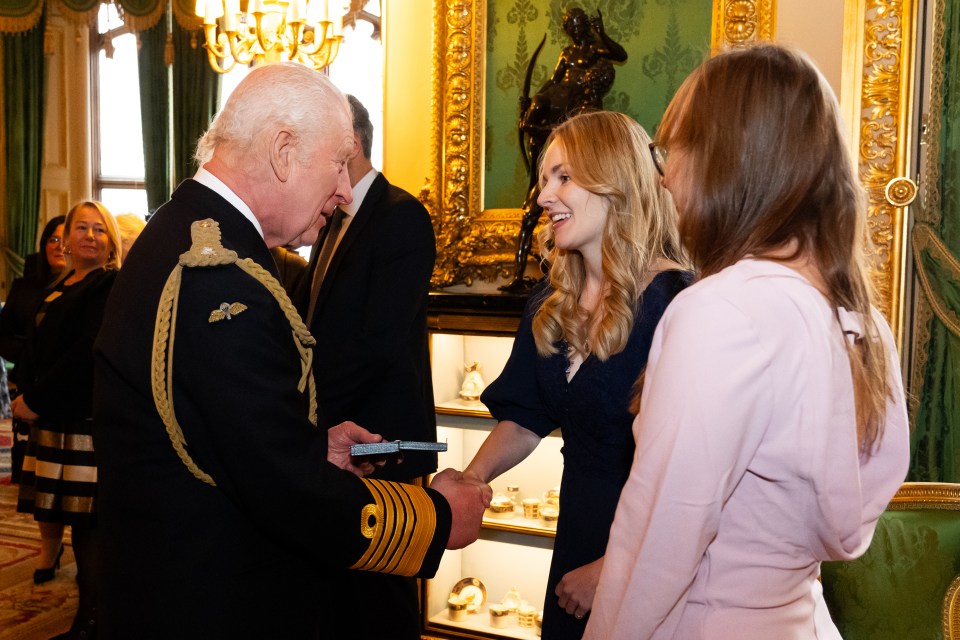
[269,129,297,182]
[349,130,363,161]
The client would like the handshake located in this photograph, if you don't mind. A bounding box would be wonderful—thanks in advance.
[430,468,492,549]
[329,422,493,550]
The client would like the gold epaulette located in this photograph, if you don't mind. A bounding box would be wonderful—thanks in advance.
[177,218,239,267]
[350,478,439,577]
[151,218,317,486]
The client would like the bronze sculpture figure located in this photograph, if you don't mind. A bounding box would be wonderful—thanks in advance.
[502,7,627,292]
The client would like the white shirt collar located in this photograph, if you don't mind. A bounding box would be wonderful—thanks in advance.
[340,169,379,217]
[193,166,265,239]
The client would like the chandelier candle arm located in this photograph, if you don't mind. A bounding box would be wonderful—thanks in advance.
[196,0,346,73]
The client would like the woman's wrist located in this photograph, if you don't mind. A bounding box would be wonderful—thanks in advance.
[462,468,488,485]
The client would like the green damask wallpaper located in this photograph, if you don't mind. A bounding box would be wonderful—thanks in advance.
[483,0,711,210]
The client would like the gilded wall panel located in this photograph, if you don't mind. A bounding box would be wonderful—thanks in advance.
[427,0,776,288]
[848,0,918,340]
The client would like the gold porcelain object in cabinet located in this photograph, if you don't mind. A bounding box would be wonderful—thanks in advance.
[488,494,516,518]
[540,506,559,528]
[518,604,538,627]
[489,604,510,629]
[543,486,560,508]
[446,596,468,622]
[451,577,486,613]
[522,497,542,519]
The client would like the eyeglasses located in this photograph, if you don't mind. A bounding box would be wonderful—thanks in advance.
[46,236,62,245]
[649,142,667,177]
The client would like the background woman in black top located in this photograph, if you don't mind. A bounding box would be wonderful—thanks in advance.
[0,215,67,483]
[14,201,121,640]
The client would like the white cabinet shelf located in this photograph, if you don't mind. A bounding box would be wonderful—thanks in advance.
[425,308,562,639]
[426,417,562,639]
[431,332,514,418]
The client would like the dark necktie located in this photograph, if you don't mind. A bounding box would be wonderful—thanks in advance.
[306,207,346,322]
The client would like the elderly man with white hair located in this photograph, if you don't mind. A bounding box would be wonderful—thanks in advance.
[93,63,490,639]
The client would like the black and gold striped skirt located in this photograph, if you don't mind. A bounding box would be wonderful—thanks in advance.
[17,417,97,528]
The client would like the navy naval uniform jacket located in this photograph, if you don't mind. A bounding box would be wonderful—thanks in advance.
[93,179,450,639]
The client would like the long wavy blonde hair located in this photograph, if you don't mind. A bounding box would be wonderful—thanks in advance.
[658,44,889,453]
[532,111,684,360]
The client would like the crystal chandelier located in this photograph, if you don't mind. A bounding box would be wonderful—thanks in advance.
[195,0,346,74]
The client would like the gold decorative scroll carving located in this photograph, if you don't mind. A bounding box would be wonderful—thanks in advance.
[427,0,488,287]
[425,0,776,289]
[845,0,918,343]
[711,0,777,49]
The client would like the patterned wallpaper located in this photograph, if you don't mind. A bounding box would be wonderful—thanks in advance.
[483,0,711,209]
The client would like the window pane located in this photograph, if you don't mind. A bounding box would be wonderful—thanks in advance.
[97,2,121,33]
[100,188,149,219]
[329,3,383,168]
[98,33,145,179]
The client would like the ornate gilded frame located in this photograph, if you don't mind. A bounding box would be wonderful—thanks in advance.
[886,483,960,640]
[425,0,777,288]
[946,574,960,640]
[888,482,960,511]
[842,0,920,344]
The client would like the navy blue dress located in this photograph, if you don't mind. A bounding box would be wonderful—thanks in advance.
[481,270,692,640]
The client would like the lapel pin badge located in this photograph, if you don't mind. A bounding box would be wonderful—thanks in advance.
[208,302,248,323]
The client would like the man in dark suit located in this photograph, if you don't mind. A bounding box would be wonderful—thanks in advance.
[93,64,489,639]
[296,95,438,640]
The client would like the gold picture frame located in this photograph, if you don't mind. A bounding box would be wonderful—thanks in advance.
[424,0,777,288]
[842,0,918,344]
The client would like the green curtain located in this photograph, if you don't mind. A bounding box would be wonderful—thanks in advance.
[2,11,44,277]
[137,18,171,211]
[0,0,194,36]
[172,20,219,186]
[908,0,960,482]
[137,14,218,209]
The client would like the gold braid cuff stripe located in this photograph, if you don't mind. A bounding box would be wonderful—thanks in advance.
[151,219,317,487]
[350,478,437,577]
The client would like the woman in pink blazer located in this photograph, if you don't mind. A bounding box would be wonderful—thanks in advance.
[584,44,910,640]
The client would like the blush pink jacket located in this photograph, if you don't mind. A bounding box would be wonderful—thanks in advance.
[584,259,910,640]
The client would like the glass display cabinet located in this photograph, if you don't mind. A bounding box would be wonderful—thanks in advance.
[422,293,562,640]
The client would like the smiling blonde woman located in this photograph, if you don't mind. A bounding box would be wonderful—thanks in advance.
[14,200,121,640]
[465,110,691,640]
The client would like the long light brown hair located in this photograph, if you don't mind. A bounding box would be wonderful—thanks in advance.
[532,111,684,360]
[657,44,889,453]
